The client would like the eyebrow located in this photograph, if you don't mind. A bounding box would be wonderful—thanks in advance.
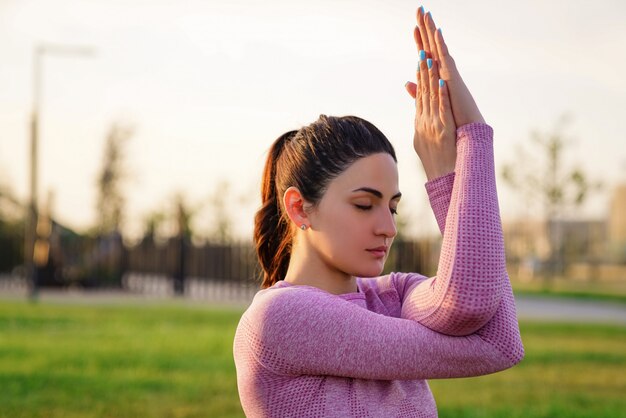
[351,187,402,200]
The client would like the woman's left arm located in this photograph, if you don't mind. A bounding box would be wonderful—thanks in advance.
[402,8,508,336]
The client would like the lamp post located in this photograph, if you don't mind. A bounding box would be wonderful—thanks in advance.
[26,43,95,300]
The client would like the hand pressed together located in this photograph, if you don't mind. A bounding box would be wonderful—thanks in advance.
[405,7,486,180]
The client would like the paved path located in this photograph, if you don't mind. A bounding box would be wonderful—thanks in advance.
[515,295,626,325]
[2,284,626,325]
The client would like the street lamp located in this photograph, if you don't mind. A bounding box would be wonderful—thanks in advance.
[26,43,96,300]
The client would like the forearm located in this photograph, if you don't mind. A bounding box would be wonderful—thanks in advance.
[402,123,506,335]
[425,171,455,235]
[241,285,523,381]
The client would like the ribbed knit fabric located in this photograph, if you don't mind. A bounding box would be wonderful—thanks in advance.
[233,123,524,417]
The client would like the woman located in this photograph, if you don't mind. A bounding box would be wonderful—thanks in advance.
[234,7,524,417]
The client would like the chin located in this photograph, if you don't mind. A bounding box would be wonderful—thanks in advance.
[353,264,386,278]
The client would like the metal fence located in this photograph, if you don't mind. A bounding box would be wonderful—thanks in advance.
[0,231,440,299]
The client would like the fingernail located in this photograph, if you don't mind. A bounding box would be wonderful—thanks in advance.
[439,79,444,87]
[427,58,433,69]
[438,28,442,35]
[405,81,410,87]
[419,6,424,14]
[426,11,431,19]
[419,50,426,61]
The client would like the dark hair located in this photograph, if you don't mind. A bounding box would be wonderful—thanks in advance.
[254,115,397,288]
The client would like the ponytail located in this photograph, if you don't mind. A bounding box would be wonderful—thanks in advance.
[254,130,297,288]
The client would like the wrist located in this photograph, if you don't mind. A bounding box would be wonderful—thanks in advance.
[425,171,455,189]
[457,116,486,128]
[422,159,456,181]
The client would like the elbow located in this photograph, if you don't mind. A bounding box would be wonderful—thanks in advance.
[438,299,503,337]
[506,342,525,369]
[512,339,526,366]
[436,275,507,336]
[495,336,525,373]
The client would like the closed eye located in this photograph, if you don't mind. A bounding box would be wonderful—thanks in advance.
[355,204,398,216]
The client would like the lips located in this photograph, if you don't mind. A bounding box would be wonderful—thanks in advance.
[366,246,388,258]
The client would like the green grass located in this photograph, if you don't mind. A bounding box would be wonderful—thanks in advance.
[0,300,244,418]
[0,299,625,417]
[511,278,626,304]
[429,322,626,418]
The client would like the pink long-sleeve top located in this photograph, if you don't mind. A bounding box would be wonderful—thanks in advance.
[233,123,524,417]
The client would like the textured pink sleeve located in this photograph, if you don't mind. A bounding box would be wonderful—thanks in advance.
[401,123,506,336]
[425,171,455,235]
[237,284,522,381]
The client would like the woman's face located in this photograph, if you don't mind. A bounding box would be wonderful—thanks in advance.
[306,152,401,278]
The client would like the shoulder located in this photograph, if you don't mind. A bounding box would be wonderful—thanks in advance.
[238,284,341,338]
[235,284,362,365]
[248,284,333,313]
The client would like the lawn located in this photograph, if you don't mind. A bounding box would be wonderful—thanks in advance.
[0,298,624,418]
[511,277,626,304]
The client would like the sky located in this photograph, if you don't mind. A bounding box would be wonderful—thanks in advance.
[0,0,625,240]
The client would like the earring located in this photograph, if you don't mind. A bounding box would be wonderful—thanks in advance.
[300,224,307,230]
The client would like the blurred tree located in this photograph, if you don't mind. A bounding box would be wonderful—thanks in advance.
[172,192,196,295]
[141,209,167,244]
[93,122,133,287]
[0,183,22,222]
[174,192,195,240]
[206,179,234,244]
[0,183,24,274]
[95,123,133,235]
[501,114,601,278]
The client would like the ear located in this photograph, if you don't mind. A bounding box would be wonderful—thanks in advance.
[283,187,310,229]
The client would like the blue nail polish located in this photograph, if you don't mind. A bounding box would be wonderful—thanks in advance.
[419,50,426,61]
[439,79,444,87]
[419,6,424,14]
[438,28,442,35]
[427,58,433,69]
[426,11,431,19]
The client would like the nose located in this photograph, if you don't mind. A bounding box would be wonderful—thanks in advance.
[375,208,397,239]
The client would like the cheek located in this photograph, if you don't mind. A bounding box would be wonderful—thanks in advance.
[330,207,362,233]
[317,206,362,245]
[330,212,372,255]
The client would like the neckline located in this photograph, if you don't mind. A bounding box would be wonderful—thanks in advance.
[273,279,363,297]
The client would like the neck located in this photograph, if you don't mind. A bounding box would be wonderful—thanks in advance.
[284,241,358,295]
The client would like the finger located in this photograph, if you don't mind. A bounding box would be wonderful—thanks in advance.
[424,11,439,63]
[418,58,429,116]
[434,27,454,74]
[416,6,430,54]
[416,61,425,114]
[434,27,449,57]
[438,79,455,128]
[405,81,417,99]
[427,58,441,118]
[413,25,424,53]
